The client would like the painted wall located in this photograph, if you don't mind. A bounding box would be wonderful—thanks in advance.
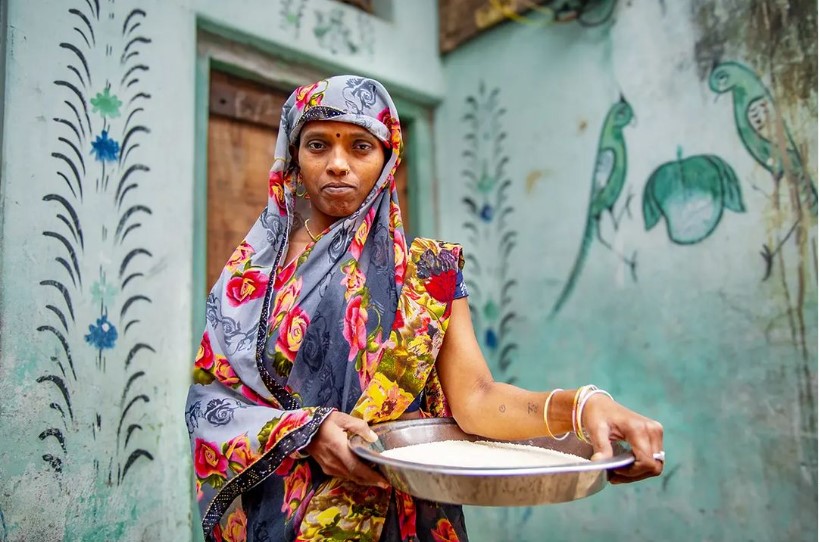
[0,1,441,540]
[434,1,817,541]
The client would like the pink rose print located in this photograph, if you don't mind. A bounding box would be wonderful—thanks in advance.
[195,332,214,370]
[194,438,228,479]
[226,269,269,307]
[343,295,369,361]
[275,306,310,362]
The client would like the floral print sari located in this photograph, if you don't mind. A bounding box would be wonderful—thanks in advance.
[185,76,468,542]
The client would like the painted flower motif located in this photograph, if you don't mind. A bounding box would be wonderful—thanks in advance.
[194,438,228,479]
[282,461,313,520]
[268,170,287,216]
[90,86,122,118]
[226,241,255,274]
[432,518,459,542]
[226,269,269,307]
[270,277,302,328]
[90,277,117,307]
[341,260,366,300]
[479,204,494,222]
[294,81,325,110]
[424,269,457,303]
[195,332,215,370]
[224,434,256,473]
[343,295,369,362]
[214,355,239,387]
[276,306,310,362]
[212,524,224,542]
[223,507,247,542]
[91,130,120,162]
[196,479,204,502]
[378,107,402,153]
[84,315,118,350]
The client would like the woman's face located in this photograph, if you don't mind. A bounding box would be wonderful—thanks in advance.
[297,120,387,224]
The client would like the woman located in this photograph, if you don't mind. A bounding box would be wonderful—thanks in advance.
[186,75,664,542]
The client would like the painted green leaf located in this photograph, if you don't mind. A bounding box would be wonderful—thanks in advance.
[642,183,662,231]
[642,151,744,245]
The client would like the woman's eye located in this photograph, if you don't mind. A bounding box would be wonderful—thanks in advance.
[306,141,325,150]
[355,142,373,151]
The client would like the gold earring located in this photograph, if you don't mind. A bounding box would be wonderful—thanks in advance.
[294,170,307,198]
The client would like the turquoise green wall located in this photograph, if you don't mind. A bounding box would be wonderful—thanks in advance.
[0,1,441,540]
[434,2,817,541]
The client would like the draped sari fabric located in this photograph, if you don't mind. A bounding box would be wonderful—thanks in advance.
[185,76,469,541]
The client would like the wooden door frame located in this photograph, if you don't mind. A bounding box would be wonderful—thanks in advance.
[191,27,439,353]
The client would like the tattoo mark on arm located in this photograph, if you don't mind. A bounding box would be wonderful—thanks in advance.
[498,404,506,413]
[528,402,538,415]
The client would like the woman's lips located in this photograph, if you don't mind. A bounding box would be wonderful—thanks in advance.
[323,184,355,195]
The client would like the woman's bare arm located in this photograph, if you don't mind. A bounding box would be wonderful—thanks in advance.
[436,298,664,483]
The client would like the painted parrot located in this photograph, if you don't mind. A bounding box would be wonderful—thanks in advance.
[549,97,635,318]
[709,61,817,278]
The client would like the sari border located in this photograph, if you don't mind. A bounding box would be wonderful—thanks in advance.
[200,405,334,539]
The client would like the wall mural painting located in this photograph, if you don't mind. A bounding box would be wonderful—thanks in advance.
[643,147,745,245]
[279,0,307,37]
[461,82,520,386]
[313,6,374,58]
[39,0,154,524]
[549,98,636,318]
[709,61,818,280]
[709,60,817,481]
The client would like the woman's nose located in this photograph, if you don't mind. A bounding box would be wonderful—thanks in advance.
[327,147,350,176]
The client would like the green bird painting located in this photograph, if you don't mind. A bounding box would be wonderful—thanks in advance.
[643,147,745,244]
[709,61,817,278]
[549,97,635,318]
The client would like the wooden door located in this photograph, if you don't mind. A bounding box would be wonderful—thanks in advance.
[206,71,413,292]
[207,71,288,290]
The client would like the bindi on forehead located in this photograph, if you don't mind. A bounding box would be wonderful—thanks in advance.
[336,133,341,138]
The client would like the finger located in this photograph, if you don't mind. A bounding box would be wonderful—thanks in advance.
[336,414,379,443]
[609,471,659,484]
[647,419,665,471]
[586,420,614,462]
[346,457,390,489]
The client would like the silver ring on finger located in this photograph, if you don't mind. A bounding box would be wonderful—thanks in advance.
[652,451,665,462]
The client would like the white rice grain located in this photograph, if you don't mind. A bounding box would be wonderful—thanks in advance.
[380,440,587,468]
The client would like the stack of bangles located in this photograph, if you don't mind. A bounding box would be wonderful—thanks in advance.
[542,385,613,443]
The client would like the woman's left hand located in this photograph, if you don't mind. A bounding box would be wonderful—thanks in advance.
[582,394,665,484]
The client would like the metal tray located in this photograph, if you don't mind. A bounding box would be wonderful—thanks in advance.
[349,417,634,506]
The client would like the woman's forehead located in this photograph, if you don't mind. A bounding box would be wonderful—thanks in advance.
[300,120,378,139]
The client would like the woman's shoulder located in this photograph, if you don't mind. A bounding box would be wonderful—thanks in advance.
[407,237,465,271]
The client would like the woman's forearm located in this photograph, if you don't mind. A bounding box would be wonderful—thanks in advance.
[453,382,577,441]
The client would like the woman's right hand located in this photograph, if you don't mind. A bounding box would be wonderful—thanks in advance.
[305,411,390,489]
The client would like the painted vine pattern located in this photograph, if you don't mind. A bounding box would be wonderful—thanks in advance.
[461,82,519,385]
[38,0,154,486]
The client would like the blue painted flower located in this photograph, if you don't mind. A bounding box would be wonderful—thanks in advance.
[485,328,498,349]
[85,315,118,349]
[91,130,120,162]
[479,204,494,222]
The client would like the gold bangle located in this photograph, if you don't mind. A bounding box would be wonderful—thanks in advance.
[543,389,569,440]
[574,385,600,443]
[572,385,596,442]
